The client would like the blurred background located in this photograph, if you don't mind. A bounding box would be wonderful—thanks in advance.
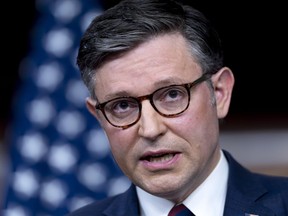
[1,0,287,215]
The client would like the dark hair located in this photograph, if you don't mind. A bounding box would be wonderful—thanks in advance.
[77,0,223,98]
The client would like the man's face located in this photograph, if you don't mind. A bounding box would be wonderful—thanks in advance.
[87,33,233,203]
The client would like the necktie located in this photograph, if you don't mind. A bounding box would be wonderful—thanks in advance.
[168,204,195,216]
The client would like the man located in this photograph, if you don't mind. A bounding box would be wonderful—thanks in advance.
[68,0,288,215]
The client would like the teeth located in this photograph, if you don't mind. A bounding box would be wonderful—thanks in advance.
[149,153,174,163]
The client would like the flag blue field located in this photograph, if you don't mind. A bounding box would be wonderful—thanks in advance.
[2,1,130,215]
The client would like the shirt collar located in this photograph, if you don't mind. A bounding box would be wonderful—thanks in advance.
[136,150,229,216]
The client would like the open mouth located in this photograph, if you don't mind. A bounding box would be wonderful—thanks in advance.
[142,153,176,163]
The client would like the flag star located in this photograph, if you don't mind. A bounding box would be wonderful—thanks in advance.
[78,162,108,191]
[48,142,78,172]
[44,28,74,57]
[40,179,68,208]
[13,169,39,198]
[55,110,86,138]
[26,97,56,127]
[3,205,30,216]
[52,0,81,23]
[36,62,64,91]
[18,132,48,162]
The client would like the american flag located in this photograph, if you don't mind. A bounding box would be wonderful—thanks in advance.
[2,0,130,215]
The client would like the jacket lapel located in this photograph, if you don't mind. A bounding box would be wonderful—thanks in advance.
[103,185,140,216]
[223,151,277,216]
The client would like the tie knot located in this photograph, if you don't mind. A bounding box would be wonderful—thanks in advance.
[168,204,195,216]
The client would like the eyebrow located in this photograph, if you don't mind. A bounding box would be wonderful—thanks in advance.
[102,90,133,102]
[153,77,185,87]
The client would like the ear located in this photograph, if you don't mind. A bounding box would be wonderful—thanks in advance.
[212,67,235,119]
[86,97,100,120]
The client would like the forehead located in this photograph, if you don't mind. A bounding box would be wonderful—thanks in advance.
[94,33,202,100]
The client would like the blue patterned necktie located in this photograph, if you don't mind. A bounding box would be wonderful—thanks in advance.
[168,204,195,216]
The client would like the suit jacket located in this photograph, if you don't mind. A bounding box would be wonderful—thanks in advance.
[67,150,288,216]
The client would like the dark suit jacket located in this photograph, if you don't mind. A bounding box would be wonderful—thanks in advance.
[67,151,288,216]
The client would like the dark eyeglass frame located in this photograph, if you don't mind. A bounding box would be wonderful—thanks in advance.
[95,73,213,129]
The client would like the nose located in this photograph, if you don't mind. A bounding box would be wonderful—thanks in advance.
[138,100,167,140]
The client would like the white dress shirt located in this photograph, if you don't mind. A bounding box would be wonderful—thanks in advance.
[136,150,229,216]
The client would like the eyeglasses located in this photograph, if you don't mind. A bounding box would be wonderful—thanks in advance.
[95,73,212,129]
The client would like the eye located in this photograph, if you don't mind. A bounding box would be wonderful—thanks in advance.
[115,100,130,110]
[167,89,180,99]
[157,86,187,103]
[105,98,138,117]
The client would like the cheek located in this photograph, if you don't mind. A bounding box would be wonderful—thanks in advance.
[107,135,128,171]
[169,100,218,144]
[105,129,138,178]
[170,106,207,131]
[105,128,135,158]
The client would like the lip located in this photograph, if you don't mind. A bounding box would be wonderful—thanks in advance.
[140,150,181,170]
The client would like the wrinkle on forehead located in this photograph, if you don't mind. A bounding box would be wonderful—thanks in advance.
[94,33,202,101]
